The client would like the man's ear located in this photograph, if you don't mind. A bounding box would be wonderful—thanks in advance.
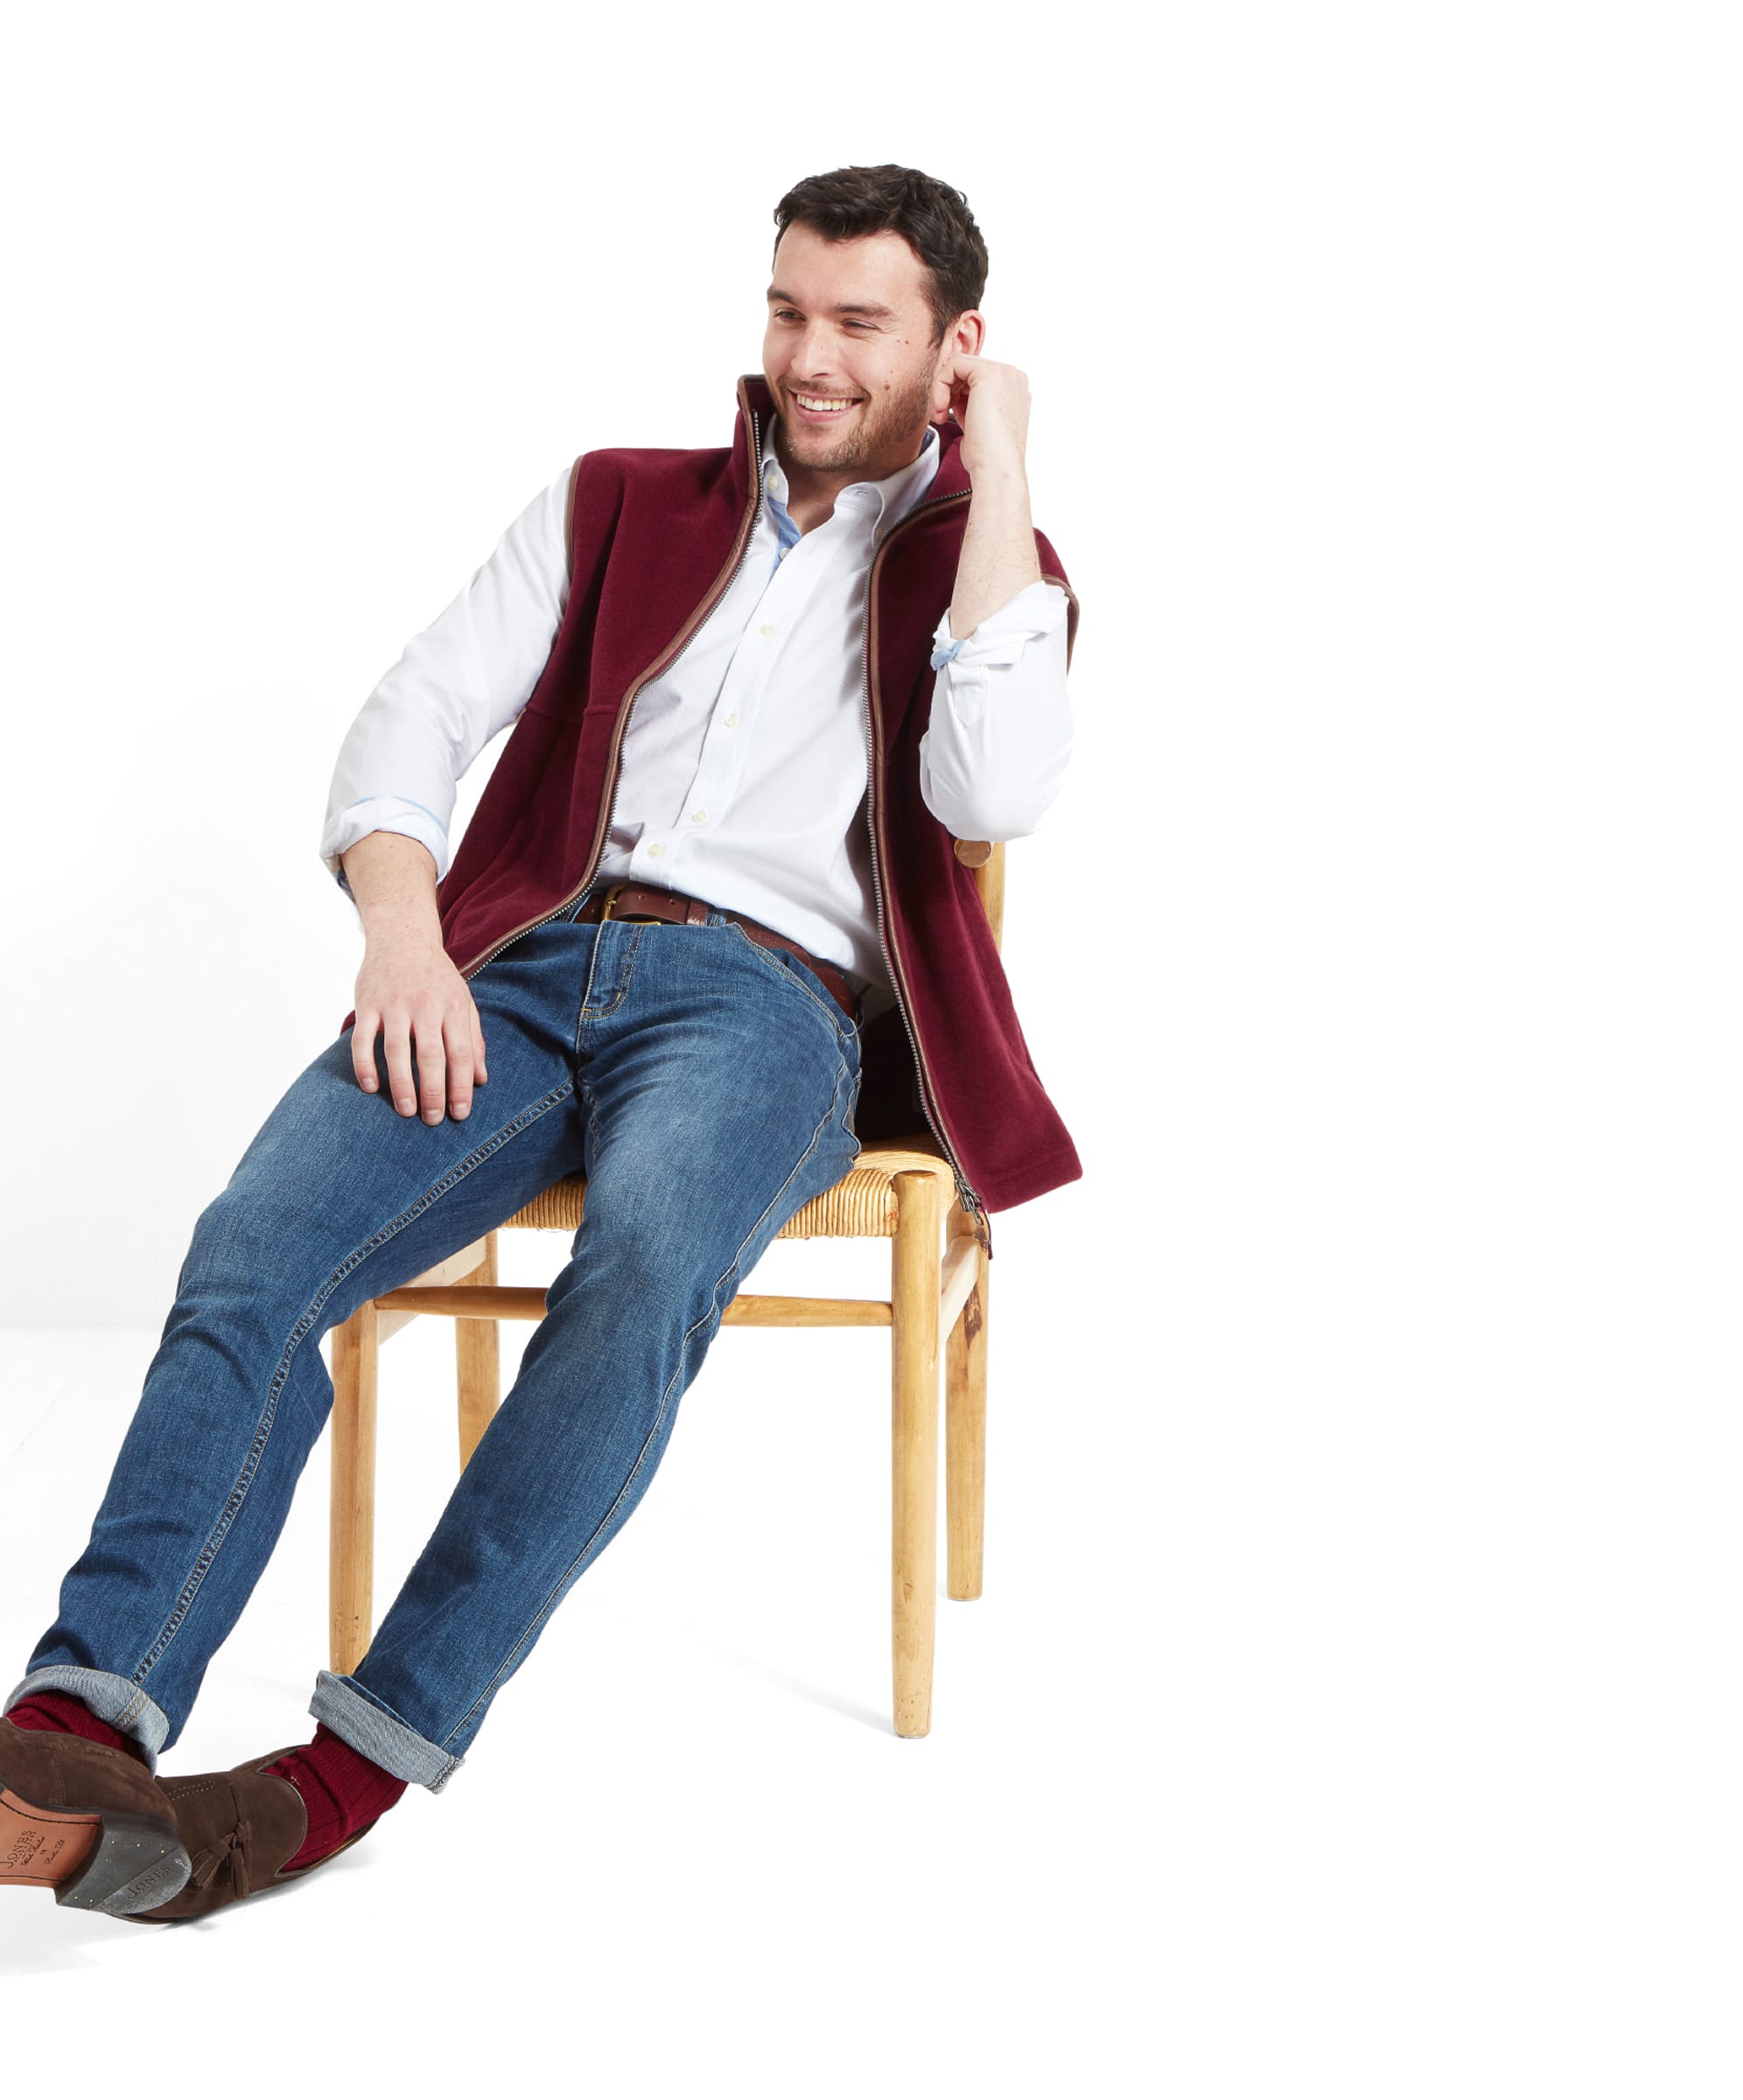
[953,311,988,358]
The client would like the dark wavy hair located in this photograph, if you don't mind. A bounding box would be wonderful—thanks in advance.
[772,164,989,348]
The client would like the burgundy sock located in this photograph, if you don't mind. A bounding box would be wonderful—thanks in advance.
[265,1723,407,1871]
[6,1690,150,1766]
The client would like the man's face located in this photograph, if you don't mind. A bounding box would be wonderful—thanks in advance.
[762,223,962,483]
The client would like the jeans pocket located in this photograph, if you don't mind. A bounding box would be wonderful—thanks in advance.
[723,921,856,1052]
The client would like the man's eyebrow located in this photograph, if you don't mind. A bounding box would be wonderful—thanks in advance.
[765,285,899,321]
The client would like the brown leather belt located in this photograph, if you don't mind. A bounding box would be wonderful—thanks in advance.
[570,881,861,1025]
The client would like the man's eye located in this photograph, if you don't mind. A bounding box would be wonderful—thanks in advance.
[774,311,874,331]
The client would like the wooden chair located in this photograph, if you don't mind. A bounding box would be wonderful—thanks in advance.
[326,843,1009,1738]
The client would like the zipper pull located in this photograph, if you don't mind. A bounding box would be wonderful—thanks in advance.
[954,1174,993,1258]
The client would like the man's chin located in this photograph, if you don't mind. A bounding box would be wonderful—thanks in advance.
[779,419,864,465]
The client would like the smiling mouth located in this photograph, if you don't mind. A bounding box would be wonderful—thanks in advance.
[790,389,863,415]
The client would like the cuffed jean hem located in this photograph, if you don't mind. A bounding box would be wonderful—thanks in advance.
[309,1669,465,1793]
[3,1666,172,1774]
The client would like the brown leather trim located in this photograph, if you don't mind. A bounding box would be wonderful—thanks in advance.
[564,455,582,585]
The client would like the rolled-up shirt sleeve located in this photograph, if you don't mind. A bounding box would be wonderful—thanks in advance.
[917,577,1073,842]
[319,465,573,896]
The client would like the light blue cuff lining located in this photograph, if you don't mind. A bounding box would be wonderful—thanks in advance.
[340,794,450,832]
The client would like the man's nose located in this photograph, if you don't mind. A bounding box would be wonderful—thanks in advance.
[788,322,841,375]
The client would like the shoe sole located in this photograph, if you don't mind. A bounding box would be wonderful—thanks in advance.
[0,1783,192,1915]
[110,1810,382,1925]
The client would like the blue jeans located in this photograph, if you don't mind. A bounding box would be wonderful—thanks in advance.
[4,900,864,1791]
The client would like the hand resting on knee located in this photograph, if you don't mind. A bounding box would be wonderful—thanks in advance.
[339,830,490,1125]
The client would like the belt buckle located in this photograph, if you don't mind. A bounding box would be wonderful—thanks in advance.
[602,882,672,927]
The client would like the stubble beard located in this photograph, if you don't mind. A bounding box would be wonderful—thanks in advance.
[780,360,939,475]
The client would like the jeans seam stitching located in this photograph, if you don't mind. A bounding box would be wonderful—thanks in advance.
[130,1079,577,1687]
[584,1079,604,1172]
[438,1052,853,1749]
[578,923,641,1021]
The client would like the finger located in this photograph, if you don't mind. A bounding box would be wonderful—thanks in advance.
[384,1014,417,1116]
[444,1010,475,1120]
[413,1005,449,1124]
[471,1003,488,1087]
[352,1011,382,1094]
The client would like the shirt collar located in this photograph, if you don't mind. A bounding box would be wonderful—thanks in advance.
[759,410,941,545]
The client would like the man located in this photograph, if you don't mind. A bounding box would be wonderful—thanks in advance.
[0,164,1082,1922]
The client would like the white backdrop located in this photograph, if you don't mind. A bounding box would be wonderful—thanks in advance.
[3,3,1739,2091]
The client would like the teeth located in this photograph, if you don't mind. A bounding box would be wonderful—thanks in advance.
[796,394,855,411]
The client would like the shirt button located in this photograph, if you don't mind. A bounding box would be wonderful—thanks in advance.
[759,623,774,637]
[691,810,707,824]
[724,713,738,727]
[648,843,663,858]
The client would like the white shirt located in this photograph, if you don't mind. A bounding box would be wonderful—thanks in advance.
[319,410,1073,1022]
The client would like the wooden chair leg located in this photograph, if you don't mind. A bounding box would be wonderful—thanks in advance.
[891,1169,942,1737]
[456,1230,501,1471]
[329,1298,379,1676]
[945,1198,990,1601]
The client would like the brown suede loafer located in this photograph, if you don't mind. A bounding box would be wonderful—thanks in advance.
[0,1715,192,1915]
[118,1745,378,1924]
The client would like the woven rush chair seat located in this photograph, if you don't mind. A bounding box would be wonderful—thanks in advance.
[500,1130,958,1238]
[326,842,1015,1740]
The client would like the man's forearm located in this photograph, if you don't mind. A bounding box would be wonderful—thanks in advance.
[946,466,1044,640]
[340,830,444,948]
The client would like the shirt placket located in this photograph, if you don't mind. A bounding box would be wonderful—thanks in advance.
[637,482,851,880]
